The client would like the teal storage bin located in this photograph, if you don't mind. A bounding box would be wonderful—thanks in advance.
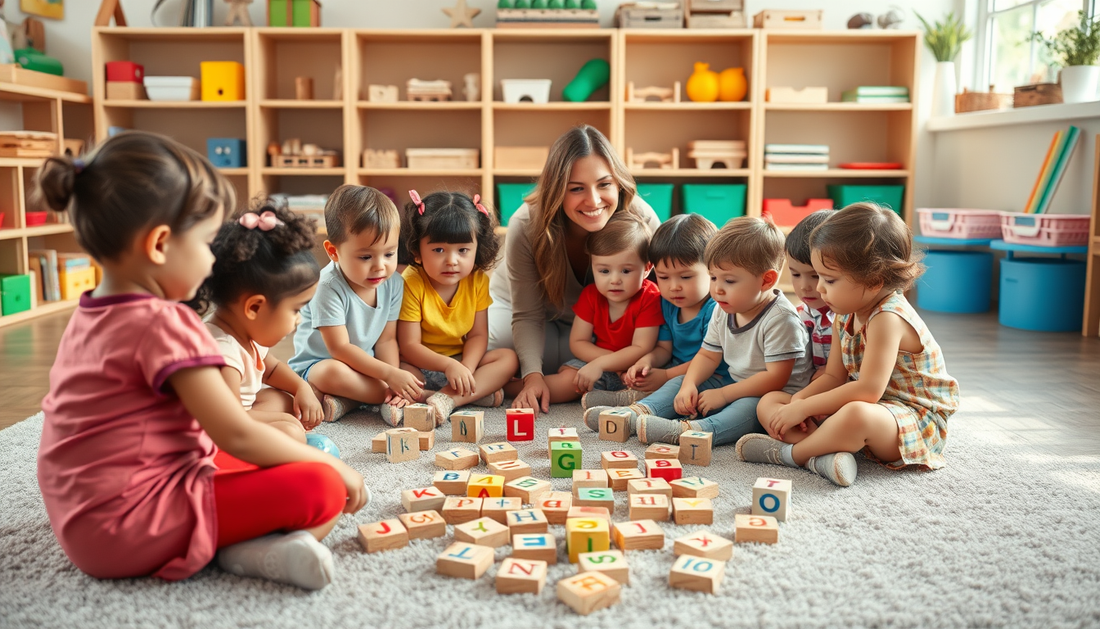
[0,273,32,316]
[682,184,746,226]
[496,183,536,227]
[827,185,905,215]
[917,250,992,313]
[636,183,674,222]
[998,258,1085,332]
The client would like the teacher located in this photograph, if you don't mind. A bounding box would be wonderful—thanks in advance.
[488,125,660,415]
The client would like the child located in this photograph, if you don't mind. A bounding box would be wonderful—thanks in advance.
[582,213,729,412]
[587,216,813,446]
[395,190,519,422]
[37,131,367,591]
[542,211,664,403]
[786,210,835,380]
[288,185,424,426]
[189,202,330,447]
[740,203,960,487]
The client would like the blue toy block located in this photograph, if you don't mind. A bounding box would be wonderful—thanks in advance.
[207,138,247,169]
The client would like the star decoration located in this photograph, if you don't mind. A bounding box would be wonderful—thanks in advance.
[443,0,481,28]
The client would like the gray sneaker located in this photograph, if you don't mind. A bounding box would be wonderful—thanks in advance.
[805,453,858,487]
[582,406,613,432]
[636,414,690,445]
[735,433,790,466]
[581,389,645,410]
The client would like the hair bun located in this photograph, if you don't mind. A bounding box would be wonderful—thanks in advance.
[35,156,79,212]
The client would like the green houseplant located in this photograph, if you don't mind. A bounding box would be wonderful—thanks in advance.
[1029,11,1100,103]
[916,11,973,116]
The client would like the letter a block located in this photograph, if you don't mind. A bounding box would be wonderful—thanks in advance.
[601,450,639,470]
[435,448,479,470]
[454,516,511,548]
[548,426,578,444]
[612,519,665,551]
[674,529,733,561]
[386,429,419,463]
[565,517,610,563]
[403,403,436,432]
[506,508,549,535]
[397,510,446,539]
[400,486,446,513]
[433,470,471,495]
[468,474,505,498]
[679,431,713,466]
[506,407,535,441]
[496,557,548,594]
[646,457,683,482]
[670,476,720,499]
[598,408,630,443]
[751,477,792,522]
[672,497,714,525]
[504,476,552,504]
[577,550,630,584]
[551,440,582,478]
[436,541,494,580]
[669,555,725,594]
[734,513,779,544]
[557,571,622,615]
[357,518,408,553]
[451,410,484,443]
[512,533,557,564]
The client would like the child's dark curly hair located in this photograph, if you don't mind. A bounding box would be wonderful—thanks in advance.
[188,200,320,315]
[401,190,500,272]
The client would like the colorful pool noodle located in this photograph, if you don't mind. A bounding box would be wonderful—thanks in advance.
[1024,130,1062,214]
[1035,125,1081,215]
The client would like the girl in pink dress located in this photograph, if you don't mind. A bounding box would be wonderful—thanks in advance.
[36,131,368,590]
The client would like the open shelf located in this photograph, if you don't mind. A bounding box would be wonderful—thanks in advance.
[102,100,246,109]
[358,169,483,177]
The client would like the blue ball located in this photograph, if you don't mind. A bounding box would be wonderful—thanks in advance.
[306,434,341,458]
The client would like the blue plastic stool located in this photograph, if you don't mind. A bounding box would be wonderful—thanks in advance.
[999,258,1086,332]
[917,250,993,313]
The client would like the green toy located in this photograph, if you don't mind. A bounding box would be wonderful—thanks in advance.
[15,48,63,76]
[514,0,529,7]
[565,0,580,6]
[532,0,547,7]
[498,0,511,7]
[548,0,564,7]
[582,0,597,8]
[550,440,581,478]
[563,58,610,103]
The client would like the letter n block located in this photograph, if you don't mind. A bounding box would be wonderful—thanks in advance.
[436,541,494,580]
[403,403,435,432]
[669,554,725,594]
[674,529,733,561]
[577,550,630,584]
[512,533,557,564]
[550,440,582,478]
[734,513,779,544]
[646,457,683,482]
[679,431,712,466]
[598,408,630,443]
[557,571,622,615]
[451,410,484,443]
[357,518,408,553]
[506,407,535,441]
[468,474,505,498]
[751,477,792,522]
[628,493,670,522]
[386,429,419,463]
[565,517,610,563]
[496,557,548,594]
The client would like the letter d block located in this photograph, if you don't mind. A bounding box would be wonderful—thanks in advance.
[751,477,792,522]
[451,410,484,443]
[598,408,630,443]
[679,431,713,466]
[565,517,610,563]
[669,554,725,594]
[403,403,435,432]
[551,440,582,478]
[557,571,622,616]
[506,408,535,441]
[386,429,419,463]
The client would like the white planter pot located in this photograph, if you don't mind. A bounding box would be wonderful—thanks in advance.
[1060,65,1100,103]
[932,61,957,117]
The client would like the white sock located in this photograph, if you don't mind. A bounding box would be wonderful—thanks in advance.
[217,530,335,590]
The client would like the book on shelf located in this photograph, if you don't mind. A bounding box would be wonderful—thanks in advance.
[841,91,910,103]
[765,163,829,171]
[845,86,909,97]
[28,249,59,302]
[764,154,830,164]
[764,143,829,155]
[57,253,91,271]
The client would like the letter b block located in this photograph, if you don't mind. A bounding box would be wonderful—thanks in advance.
[506,408,535,441]
[551,440,582,478]
[751,477,791,522]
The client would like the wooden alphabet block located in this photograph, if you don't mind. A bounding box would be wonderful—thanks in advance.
[674,529,733,561]
[627,477,673,498]
[672,497,714,525]
[608,468,645,491]
[435,447,479,470]
[496,557,548,594]
[512,533,557,564]
[357,518,408,553]
[557,571,622,615]
[488,459,532,482]
[506,508,549,535]
[550,440,582,478]
[613,519,665,551]
[567,506,611,524]
[436,541,494,580]
[371,432,386,453]
[418,430,435,451]
[565,518,611,563]
[574,487,615,511]
[679,431,713,466]
[433,470,471,495]
[450,410,484,443]
[670,476,720,499]
[751,477,792,522]
[441,497,483,525]
[397,509,446,539]
[577,550,630,584]
[504,476,552,504]
[479,441,518,464]
[548,426,578,444]
[572,469,609,494]
[506,408,535,441]
[386,429,419,463]
[481,496,522,524]
[403,403,435,432]
[734,513,779,544]
[537,491,573,525]
[454,516,511,548]
[467,474,505,498]
[669,554,725,594]
[628,493,670,521]
[598,408,630,442]
[600,450,639,470]
[646,457,684,482]
[645,443,680,460]
[400,486,446,513]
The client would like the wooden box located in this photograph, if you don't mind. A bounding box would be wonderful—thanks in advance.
[1014,83,1062,108]
[753,10,822,29]
[615,3,684,28]
[690,0,741,10]
[766,86,828,104]
[106,81,146,101]
[406,148,479,170]
[686,11,746,28]
[494,146,549,170]
[956,87,1012,113]
[274,153,340,168]
[0,131,57,157]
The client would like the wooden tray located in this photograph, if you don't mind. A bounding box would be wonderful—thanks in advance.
[0,64,88,95]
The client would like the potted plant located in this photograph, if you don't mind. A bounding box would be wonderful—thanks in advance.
[1029,11,1100,103]
[916,11,973,117]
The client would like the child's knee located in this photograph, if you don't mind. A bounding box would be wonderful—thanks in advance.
[832,401,882,431]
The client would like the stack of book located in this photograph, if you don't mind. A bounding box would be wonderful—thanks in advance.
[764,144,829,171]
[840,86,910,104]
[27,250,93,302]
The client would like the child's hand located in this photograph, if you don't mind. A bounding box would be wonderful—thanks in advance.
[674,385,698,417]
[768,400,810,439]
[632,367,669,392]
[445,360,476,397]
[384,391,411,408]
[386,368,424,402]
[696,388,728,416]
[334,462,368,514]
[574,363,603,393]
[294,384,323,430]
[623,358,651,388]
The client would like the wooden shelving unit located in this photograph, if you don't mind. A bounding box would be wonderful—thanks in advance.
[1084,137,1100,337]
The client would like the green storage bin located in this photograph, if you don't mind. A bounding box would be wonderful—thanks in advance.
[1,273,32,316]
[496,183,536,227]
[636,183,674,222]
[682,184,746,226]
[827,185,904,215]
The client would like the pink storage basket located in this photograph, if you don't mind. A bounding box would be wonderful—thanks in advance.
[999,212,1090,247]
[917,208,1002,239]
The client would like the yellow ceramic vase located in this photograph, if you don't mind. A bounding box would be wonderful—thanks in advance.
[718,67,747,102]
[686,62,719,102]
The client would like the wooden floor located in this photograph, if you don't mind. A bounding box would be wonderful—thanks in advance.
[3,306,1100,457]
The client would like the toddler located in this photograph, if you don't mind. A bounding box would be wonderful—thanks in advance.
[786,209,835,379]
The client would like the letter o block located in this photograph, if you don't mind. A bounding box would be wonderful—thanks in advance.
[751,477,792,522]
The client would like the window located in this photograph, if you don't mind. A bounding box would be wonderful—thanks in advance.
[977,0,1095,92]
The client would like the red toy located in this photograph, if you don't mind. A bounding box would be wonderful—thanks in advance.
[646,458,683,482]
[106,61,144,83]
[506,408,535,442]
[761,198,834,227]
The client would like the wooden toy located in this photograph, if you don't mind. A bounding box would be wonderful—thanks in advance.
[507,509,549,535]
[224,0,253,26]
[481,496,523,524]
[646,458,684,481]
[386,429,419,463]
[672,497,713,525]
[504,476,552,503]
[406,148,479,170]
[406,78,452,101]
[451,410,484,443]
[501,79,552,104]
[496,557,548,594]
[674,530,733,561]
[734,513,779,544]
[443,0,480,28]
[367,84,398,102]
[436,447,479,470]
[495,146,548,170]
[201,61,245,102]
[669,555,725,594]
[362,149,400,169]
[626,81,681,103]
[207,138,246,169]
[598,408,630,442]
[436,542,494,580]
[488,459,532,482]
[686,11,747,28]
[557,571,622,616]
[766,86,828,103]
[629,493,670,521]
[506,407,535,441]
[550,440,582,478]
[0,131,56,158]
[401,486,446,513]
[268,0,322,27]
[357,519,408,553]
[418,431,435,451]
[600,450,639,471]
[468,474,505,498]
[574,487,614,511]
[373,429,413,453]
[270,139,340,169]
[442,497,483,525]
[578,550,630,587]
[479,442,518,464]
[753,9,822,29]
[689,0,741,11]
[687,140,747,170]
[433,470,471,495]
[463,72,480,101]
[512,533,557,564]
[567,506,611,524]
[645,443,680,459]
[566,518,611,563]
[752,477,791,522]
[572,469,609,494]
[295,76,313,100]
[608,468,645,491]
[670,476,720,499]
[626,147,679,170]
[548,427,579,444]
[613,519,665,551]
[496,4,600,29]
[106,81,146,100]
[539,491,573,525]
[403,403,435,432]
[627,477,673,498]
[455,516,511,548]
[397,510,446,539]
[616,1,683,28]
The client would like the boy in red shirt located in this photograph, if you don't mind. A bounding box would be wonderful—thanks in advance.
[541,211,664,403]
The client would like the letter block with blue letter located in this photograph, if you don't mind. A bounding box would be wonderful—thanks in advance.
[436,541,494,579]
[751,477,791,522]
[451,410,484,443]
[512,532,557,564]
[669,554,725,594]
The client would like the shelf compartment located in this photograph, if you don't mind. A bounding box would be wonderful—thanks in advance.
[259,100,344,109]
[357,102,482,110]
[355,31,482,103]
[102,107,249,162]
[493,34,613,104]
[762,169,910,178]
[633,168,751,178]
[760,176,907,216]
[102,100,247,109]
[622,31,755,106]
[357,168,482,177]
[96,34,247,86]
[0,167,17,230]
[255,29,345,101]
[764,103,912,111]
[256,107,345,172]
[761,35,918,99]
[624,109,752,171]
[259,173,345,199]
[492,102,611,110]
[624,102,751,111]
[762,110,912,168]
[358,109,482,169]
[493,109,611,159]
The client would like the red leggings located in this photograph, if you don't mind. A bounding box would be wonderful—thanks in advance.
[213,451,347,548]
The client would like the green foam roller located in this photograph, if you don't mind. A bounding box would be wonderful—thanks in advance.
[563,58,610,103]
